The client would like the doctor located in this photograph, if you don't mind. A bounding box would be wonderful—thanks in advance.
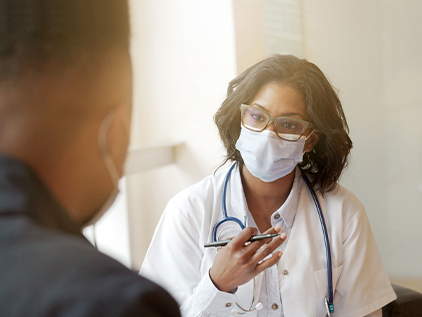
[140,55,396,316]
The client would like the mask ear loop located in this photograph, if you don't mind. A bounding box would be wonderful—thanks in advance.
[88,109,120,239]
[303,129,318,155]
[98,109,120,187]
[86,108,126,236]
[121,111,131,141]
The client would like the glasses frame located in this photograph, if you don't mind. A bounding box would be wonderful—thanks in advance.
[240,104,316,142]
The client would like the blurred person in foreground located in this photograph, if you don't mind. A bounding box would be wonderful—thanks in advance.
[0,0,180,316]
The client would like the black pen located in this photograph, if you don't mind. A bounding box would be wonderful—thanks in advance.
[204,233,280,248]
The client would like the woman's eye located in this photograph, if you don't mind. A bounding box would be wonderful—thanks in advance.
[251,114,265,121]
[279,120,301,131]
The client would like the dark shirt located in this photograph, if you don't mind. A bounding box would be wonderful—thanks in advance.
[0,154,180,317]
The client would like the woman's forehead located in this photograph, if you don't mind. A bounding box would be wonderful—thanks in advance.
[250,82,307,120]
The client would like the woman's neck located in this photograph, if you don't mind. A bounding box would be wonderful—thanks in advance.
[241,164,296,232]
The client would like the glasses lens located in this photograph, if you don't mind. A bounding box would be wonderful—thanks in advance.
[241,107,269,131]
[276,118,304,141]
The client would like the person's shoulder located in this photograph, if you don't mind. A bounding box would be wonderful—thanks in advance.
[68,238,181,316]
[320,183,367,227]
[301,171,363,212]
[53,227,180,316]
[76,265,181,316]
[169,165,230,207]
[324,183,363,208]
[0,218,181,316]
[57,255,180,316]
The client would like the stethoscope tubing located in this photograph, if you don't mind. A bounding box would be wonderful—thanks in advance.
[302,173,334,310]
[212,163,335,314]
[212,163,244,242]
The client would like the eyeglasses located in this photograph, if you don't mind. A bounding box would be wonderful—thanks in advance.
[240,104,316,141]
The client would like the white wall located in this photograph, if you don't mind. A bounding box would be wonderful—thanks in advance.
[90,1,422,282]
[128,0,237,269]
[232,0,266,73]
[301,0,422,278]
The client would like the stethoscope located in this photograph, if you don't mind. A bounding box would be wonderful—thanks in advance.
[212,163,335,316]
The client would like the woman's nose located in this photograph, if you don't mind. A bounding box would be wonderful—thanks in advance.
[265,120,277,132]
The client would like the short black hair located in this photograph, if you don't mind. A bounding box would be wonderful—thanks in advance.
[214,54,353,194]
[0,0,130,79]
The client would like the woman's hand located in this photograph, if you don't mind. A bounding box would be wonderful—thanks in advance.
[209,226,286,293]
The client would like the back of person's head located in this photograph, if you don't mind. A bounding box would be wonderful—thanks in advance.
[0,0,129,80]
[0,0,132,225]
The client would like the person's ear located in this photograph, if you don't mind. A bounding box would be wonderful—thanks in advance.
[304,129,320,153]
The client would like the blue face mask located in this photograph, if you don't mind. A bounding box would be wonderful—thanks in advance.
[235,127,305,182]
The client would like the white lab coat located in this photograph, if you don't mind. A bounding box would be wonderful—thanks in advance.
[141,165,396,317]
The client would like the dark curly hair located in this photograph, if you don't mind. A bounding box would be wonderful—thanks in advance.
[214,54,352,194]
[0,0,129,80]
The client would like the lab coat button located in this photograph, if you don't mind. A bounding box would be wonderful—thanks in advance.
[272,303,279,310]
[283,270,288,275]
[226,303,232,307]
[274,214,280,219]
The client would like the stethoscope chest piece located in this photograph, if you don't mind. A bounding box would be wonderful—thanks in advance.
[231,302,263,315]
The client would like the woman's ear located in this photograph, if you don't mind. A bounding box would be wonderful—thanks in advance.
[304,130,320,153]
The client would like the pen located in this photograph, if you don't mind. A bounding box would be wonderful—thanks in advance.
[204,233,280,248]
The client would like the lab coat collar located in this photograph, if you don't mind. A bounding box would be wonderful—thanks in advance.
[0,153,83,235]
[227,163,249,225]
[273,166,302,228]
[228,163,302,229]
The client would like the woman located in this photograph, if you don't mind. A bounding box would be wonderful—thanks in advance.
[140,55,396,316]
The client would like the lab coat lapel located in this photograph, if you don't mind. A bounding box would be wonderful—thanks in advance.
[228,164,249,226]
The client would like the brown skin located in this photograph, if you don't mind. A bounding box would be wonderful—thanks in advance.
[0,48,132,225]
[210,226,285,293]
[209,82,319,293]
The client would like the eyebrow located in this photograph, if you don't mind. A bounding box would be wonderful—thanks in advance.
[251,103,306,120]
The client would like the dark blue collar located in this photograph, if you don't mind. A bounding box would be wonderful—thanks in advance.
[0,153,82,235]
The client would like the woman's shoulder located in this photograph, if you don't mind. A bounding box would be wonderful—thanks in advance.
[303,172,363,212]
[167,166,231,212]
[325,183,363,207]
[318,182,366,226]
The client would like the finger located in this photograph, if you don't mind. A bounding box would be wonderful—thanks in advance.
[229,227,258,248]
[255,251,282,274]
[250,232,286,262]
[243,226,281,255]
[262,225,281,235]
